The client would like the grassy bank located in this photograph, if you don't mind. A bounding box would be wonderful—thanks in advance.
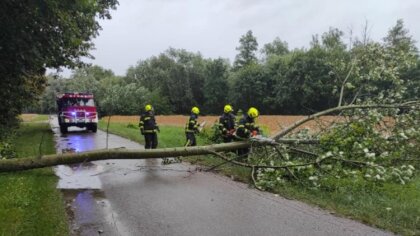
[99,120,419,235]
[0,122,69,236]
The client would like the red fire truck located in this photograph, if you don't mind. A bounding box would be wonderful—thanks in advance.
[56,92,98,133]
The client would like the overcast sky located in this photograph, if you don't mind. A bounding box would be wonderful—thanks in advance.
[78,0,420,76]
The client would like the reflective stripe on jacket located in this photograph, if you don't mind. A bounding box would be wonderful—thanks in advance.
[219,113,236,135]
[139,111,158,133]
[185,114,199,133]
[236,115,259,138]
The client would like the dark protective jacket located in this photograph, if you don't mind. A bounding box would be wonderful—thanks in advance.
[185,114,199,133]
[218,113,236,135]
[236,115,259,138]
[139,111,159,134]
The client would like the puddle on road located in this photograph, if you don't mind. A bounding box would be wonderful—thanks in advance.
[55,163,103,189]
[49,117,138,235]
[62,189,125,236]
[55,141,104,190]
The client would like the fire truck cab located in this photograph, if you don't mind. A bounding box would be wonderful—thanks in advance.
[56,92,98,133]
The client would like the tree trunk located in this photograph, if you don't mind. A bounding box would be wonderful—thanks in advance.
[0,142,250,172]
[0,138,322,172]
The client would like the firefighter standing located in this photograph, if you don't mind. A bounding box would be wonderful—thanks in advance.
[218,104,236,143]
[139,104,159,149]
[185,106,200,146]
[236,107,260,156]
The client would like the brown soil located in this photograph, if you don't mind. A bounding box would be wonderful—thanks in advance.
[103,115,341,135]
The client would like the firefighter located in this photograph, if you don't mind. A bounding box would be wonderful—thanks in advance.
[139,104,159,149]
[236,107,260,157]
[218,104,236,143]
[185,106,200,146]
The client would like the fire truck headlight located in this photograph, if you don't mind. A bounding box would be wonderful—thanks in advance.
[86,112,90,115]
[71,112,76,116]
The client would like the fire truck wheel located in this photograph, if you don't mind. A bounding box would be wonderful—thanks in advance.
[60,125,68,133]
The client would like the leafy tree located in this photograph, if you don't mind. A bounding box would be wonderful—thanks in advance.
[383,19,419,101]
[167,48,207,110]
[321,28,346,51]
[275,49,338,114]
[33,75,71,114]
[125,48,211,114]
[230,64,274,113]
[0,0,118,138]
[71,65,115,81]
[384,19,418,55]
[101,83,149,115]
[261,37,289,58]
[203,58,230,114]
[233,30,259,69]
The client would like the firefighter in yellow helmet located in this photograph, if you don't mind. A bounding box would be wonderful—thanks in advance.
[139,104,159,149]
[236,107,260,156]
[185,106,200,146]
[218,104,236,143]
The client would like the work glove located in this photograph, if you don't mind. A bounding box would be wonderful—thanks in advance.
[140,128,144,135]
[156,126,160,133]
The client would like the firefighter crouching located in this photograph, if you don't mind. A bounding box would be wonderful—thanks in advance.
[219,104,236,143]
[185,106,200,146]
[236,107,260,157]
[139,104,159,149]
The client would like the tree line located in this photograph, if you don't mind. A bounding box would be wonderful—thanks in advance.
[32,20,419,117]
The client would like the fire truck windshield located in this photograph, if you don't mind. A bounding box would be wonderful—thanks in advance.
[61,98,95,107]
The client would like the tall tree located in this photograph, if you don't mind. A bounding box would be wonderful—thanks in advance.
[230,64,273,113]
[203,58,230,114]
[383,19,419,101]
[383,19,418,54]
[0,0,118,138]
[233,30,259,69]
[261,37,289,58]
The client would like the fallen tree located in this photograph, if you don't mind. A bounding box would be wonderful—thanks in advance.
[0,142,247,172]
[0,101,418,172]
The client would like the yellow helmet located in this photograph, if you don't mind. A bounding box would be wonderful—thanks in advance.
[247,107,259,118]
[145,104,152,112]
[191,106,200,115]
[224,104,233,113]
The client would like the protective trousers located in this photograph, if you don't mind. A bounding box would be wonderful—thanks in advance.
[185,132,196,146]
[144,133,158,149]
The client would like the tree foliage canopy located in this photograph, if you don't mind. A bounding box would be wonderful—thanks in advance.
[0,0,118,138]
[31,20,419,119]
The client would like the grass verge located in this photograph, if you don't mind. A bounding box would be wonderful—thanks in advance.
[0,122,69,236]
[99,120,419,236]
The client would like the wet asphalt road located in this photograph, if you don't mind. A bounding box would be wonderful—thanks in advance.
[50,117,392,236]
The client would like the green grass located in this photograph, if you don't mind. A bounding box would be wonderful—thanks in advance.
[98,121,209,148]
[31,114,50,122]
[0,123,69,236]
[99,120,420,235]
[272,177,420,236]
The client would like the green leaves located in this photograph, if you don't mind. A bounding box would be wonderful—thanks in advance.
[234,30,259,69]
[0,0,118,139]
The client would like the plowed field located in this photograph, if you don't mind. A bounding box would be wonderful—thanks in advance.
[102,115,340,135]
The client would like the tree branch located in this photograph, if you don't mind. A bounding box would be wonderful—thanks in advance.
[338,61,355,107]
[271,101,419,140]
